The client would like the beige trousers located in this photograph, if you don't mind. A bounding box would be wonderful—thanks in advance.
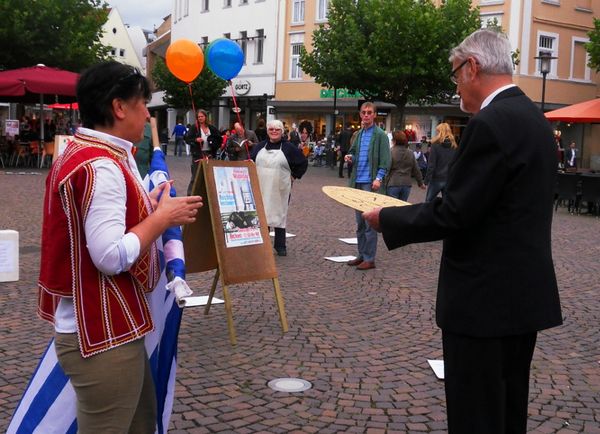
[55,333,156,434]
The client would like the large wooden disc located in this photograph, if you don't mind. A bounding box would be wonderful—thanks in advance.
[322,186,410,212]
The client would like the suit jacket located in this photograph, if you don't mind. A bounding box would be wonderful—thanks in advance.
[380,86,562,337]
[565,148,577,168]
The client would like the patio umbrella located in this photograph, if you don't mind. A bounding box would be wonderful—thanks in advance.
[48,102,79,110]
[0,64,79,140]
[545,98,600,123]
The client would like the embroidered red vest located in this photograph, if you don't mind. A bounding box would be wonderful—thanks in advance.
[38,132,160,358]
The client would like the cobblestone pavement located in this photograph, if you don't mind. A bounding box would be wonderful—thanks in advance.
[1,155,599,433]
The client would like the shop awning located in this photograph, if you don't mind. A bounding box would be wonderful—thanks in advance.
[545,98,600,123]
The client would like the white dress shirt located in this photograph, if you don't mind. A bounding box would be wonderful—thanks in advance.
[54,128,144,333]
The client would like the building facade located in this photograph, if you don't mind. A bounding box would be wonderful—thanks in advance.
[101,8,147,73]
[170,0,279,131]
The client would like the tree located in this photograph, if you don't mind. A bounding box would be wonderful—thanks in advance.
[0,0,110,71]
[586,18,600,72]
[300,0,481,124]
[152,57,228,112]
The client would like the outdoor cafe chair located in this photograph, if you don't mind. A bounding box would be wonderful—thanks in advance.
[554,172,581,214]
[40,140,55,168]
[579,174,600,216]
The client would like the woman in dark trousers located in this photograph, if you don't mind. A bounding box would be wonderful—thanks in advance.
[425,122,458,202]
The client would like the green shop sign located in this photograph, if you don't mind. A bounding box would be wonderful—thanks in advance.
[319,88,363,99]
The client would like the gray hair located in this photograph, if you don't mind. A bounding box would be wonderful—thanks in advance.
[267,119,284,131]
[450,29,513,76]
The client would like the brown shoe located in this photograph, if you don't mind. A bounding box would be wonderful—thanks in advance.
[347,257,364,266]
[357,261,375,270]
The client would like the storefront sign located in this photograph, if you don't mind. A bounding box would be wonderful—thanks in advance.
[319,88,363,99]
[234,80,251,95]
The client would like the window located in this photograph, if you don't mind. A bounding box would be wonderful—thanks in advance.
[292,0,305,23]
[255,29,264,64]
[119,48,125,57]
[537,32,558,76]
[240,31,247,64]
[201,0,209,12]
[571,39,591,81]
[316,0,328,21]
[184,0,189,16]
[224,0,231,7]
[110,47,116,56]
[224,33,231,39]
[201,36,209,50]
[290,38,304,79]
[575,0,591,10]
[240,0,248,4]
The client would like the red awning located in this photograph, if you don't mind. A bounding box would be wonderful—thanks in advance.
[0,65,79,102]
[48,102,79,110]
[545,98,600,123]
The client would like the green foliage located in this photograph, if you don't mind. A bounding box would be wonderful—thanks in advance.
[0,0,110,71]
[300,0,480,121]
[152,57,227,110]
[585,18,600,72]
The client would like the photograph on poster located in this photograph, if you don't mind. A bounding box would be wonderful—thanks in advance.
[213,166,263,248]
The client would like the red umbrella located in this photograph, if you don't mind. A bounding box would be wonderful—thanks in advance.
[545,98,600,123]
[0,64,79,103]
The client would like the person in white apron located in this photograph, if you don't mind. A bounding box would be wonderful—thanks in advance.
[251,119,308,256]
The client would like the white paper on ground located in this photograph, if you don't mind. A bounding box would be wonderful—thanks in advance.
[179,296,224,308]
[324,255,357,263]
[427,359,445,379]
[338,238,358,245]
[269,231,296,238]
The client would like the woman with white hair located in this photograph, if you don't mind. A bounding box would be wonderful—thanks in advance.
[251,119,308,256]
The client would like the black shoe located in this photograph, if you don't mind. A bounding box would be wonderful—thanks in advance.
[276,248,287,256]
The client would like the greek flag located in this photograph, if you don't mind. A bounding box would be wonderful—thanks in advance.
[8,148,185,434]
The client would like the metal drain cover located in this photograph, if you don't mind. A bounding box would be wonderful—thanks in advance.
[268,378,312,392]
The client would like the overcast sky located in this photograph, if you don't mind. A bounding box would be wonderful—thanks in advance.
[106,0,171,30]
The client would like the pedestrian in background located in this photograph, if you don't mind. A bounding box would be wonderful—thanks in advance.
[345,101,390,271]
[424,122,458,202]
[386,130,425,202]
[251,119,307,256]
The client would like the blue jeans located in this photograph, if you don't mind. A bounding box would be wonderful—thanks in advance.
[387,185,412,202]
[174,138,184,157]
[354,183,378,262]
[426,180,446,202]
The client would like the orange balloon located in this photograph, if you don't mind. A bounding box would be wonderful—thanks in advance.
[165,39,204,83]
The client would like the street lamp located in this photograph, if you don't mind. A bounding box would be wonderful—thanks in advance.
[535,52,557,113]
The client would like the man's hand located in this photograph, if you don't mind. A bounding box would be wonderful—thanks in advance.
[362,207,383,232]
[372,179,381,191]
[148,180,173,209]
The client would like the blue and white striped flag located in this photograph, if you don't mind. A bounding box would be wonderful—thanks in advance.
[8,148,186,434]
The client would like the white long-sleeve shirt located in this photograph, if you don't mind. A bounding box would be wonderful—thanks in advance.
[54,128,144,333]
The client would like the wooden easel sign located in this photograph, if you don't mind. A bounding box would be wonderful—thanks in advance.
[183,159,288,344]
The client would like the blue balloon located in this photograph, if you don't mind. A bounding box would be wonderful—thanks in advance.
[206,38,244,81]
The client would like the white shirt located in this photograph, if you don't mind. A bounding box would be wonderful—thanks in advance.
[480,84,517,110]
[54,128,143,333]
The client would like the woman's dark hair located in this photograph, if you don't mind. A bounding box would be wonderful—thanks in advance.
[76,61,150,129]
[392,130,408,147]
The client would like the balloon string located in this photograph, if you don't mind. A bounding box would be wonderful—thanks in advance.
[188,83,207,160]
[229,80,250,160]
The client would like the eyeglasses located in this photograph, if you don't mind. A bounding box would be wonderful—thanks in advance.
[450,59,469,84]
[267,128,282,131]
[360,110,374,115]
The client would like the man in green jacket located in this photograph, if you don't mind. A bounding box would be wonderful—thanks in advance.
[344,102,390,270]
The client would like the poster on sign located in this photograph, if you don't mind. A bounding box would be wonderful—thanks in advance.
[4,120,19,137]
[213,166,263,248]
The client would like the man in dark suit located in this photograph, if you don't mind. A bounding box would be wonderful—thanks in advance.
[363,29,562,433]
[336,123,353,178]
